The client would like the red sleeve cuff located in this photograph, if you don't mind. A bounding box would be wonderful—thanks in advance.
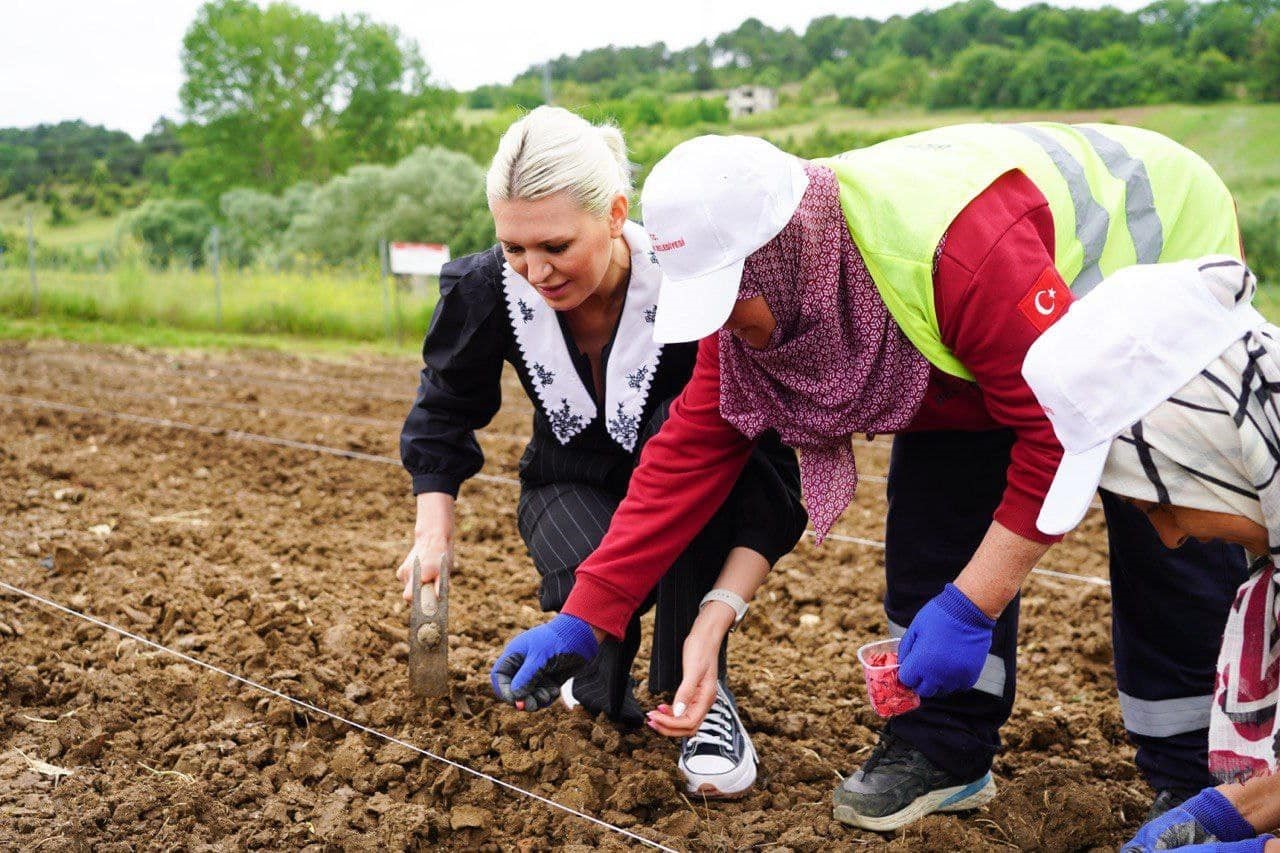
[561,573,637,640]
[993,494,1063,546]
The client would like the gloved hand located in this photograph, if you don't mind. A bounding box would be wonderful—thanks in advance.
[1172,839,1275,852]
[1122,787,1258,851]
[490,614,599,711]
[897,583,996,698]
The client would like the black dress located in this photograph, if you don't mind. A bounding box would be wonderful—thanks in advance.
[401,222,807,723]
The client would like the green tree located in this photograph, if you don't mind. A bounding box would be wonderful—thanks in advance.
[0,144,38,195]
[1189,2,1254,60]
[1077,45,1150,108]
[802,15,873,64]
[1186,48,1241,101]
[838,55,928,108]
[1008,39,1086,108]
[1251,12,1280,100]
[947,44,1013,106]
[174,0,429,205]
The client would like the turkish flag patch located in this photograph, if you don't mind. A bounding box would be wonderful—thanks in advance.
[1017,267,1068,333]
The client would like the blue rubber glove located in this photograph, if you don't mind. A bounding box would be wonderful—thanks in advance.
[1173,839,1275,852]
[897,583,996,698]
[1122,787,1257,851]
[490,614,599,711]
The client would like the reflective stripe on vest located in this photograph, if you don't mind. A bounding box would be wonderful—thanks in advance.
[1010,124,1111,295]
[821,123,1240,379]
[1014,123,1168,297]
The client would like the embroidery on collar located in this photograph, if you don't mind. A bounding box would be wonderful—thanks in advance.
[500,220,664,450]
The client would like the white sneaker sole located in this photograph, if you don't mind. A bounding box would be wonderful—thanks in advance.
[833,772,997,832]
[559,677,579,711]
[680,686,758,799]
[682,746,757,799]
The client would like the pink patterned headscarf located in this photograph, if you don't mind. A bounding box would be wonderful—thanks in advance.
[718,164,931,539]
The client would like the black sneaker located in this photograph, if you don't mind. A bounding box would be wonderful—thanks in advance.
[1146,787,1201,821]
[833,731,997,831]
[678,682,757,798]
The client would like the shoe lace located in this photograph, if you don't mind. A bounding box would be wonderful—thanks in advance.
[685,689,737,755]
[862,732,916,773]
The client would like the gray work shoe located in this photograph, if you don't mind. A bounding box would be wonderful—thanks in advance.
[833,732,997,831]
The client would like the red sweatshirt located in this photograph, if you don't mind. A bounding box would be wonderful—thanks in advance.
[563,170,1071,639]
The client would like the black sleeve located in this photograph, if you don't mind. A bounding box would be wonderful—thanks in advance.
[399,250,509,496]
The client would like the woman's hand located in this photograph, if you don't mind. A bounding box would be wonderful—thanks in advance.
[647,601,735,736]
[397,493,455,601]
[396,535,450,601]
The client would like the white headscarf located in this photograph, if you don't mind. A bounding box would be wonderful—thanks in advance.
[1101,294,1280,781]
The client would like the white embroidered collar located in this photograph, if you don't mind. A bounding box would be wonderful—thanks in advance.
[501,219,664,451]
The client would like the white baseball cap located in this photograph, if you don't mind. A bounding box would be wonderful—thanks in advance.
[641,135,810,344]
[1023,256,1264,536]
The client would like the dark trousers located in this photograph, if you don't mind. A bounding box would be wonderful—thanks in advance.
[883,430,1247,788]
[517,408,806,725]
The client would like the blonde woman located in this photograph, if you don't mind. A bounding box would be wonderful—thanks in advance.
[397,107,806,797]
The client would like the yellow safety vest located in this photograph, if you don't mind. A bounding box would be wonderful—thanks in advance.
[819,122,1241,380]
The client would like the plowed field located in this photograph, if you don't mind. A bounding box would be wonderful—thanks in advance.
[0,339,1148,851]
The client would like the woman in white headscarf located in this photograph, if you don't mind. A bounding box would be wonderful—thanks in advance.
[1024,257,1280,851]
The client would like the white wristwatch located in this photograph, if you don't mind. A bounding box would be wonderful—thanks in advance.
[699,589,749,630]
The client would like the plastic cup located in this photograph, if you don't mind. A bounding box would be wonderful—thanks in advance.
[857,638,921,718]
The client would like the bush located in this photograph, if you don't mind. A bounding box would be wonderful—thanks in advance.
[47,192,69,226]
[662,97,729,128]
[214,187,291,267]
[798,66,837,104]
[284,146,488,265]
[1076,45,1151,108]
[1242,194,1280,288]
[1007,40,1086,109]
[127,198,215,267]
[838,55,929,109]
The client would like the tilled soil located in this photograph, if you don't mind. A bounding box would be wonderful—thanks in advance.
[0,339,1149,851]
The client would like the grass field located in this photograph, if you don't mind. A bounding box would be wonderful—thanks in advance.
[0,265,435,350]
[0,193,123,254]
[3,101,1278,352]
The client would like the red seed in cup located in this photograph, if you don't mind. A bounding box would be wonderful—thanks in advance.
[863,650,921,717]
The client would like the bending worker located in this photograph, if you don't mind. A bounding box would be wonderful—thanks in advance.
[1023,256,1279,852]
[489,123,1250,830]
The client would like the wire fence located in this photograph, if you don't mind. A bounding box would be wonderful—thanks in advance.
[0,220,437,345]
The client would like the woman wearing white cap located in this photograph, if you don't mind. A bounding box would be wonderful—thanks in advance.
[399,106,807,797]
[490,123,1250,829]
[1023,257,1279,852]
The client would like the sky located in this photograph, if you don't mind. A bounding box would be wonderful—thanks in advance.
[1,0,1152,139]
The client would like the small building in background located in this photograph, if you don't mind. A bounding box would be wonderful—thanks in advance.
[726,86,777,119]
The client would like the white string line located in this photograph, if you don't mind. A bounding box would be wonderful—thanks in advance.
[0,393,523,488]
[2,382,892,484]
[806,531,1112,589]
[9,351,538,416]
[10,379,533,443]
[21,350,417,400]
[0,581,677,853]
[0,392,1109,590]
[20,353,414,403]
